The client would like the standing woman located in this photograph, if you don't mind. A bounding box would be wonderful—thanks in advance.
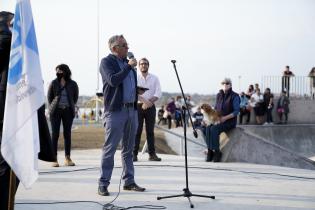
[263,88,274,125]
[250,88,265,124]
[277,90,290,124]
[48,64,79,167]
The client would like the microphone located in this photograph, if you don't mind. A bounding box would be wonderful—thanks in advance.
[127,51,135,59]
[171,60,176,64]
[127,51,137,70]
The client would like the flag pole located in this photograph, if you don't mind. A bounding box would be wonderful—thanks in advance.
[95,0,100,122]
[8,169,16,210]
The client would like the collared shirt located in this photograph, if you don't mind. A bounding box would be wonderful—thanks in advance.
[137,72,161,102]
[116,57,136,103]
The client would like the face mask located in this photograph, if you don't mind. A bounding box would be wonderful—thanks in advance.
[56,72,63,81]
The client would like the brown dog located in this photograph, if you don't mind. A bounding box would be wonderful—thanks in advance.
[200,103,221,125]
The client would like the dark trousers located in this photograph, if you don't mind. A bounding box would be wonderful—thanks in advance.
[203,122,235,150]
[167,115,172,129]
[157,118,166,125]
[50,107,74,156]
[239,107,250,124]
[279,112,288,123]
[134,104,156,156]
[0,146,19,210]
[282,77,290,97]
[266,107,273,123]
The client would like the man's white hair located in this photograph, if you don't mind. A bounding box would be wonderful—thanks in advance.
[108,35,124,52]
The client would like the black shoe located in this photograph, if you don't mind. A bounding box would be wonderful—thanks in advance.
[149,153,161,161]
[133,155,138,162]
[123,183,146,192]
[98,186,109,196]
[213,150,222,162]
[206,150,213,162]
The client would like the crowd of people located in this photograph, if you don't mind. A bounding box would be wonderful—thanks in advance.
[157,65,315,128]
[157,95,195,129]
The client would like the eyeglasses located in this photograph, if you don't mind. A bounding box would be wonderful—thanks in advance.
[116,43,128,48]
[140,63,149,66]
[222,83,230,85]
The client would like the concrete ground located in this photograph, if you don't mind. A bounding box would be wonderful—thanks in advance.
[15,149,315,210]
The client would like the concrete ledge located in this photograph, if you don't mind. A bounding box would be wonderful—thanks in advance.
[221,126,315,170]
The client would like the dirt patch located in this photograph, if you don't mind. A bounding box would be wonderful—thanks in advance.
[56,125,176,155]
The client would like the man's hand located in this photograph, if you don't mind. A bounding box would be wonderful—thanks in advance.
[142,100,153,110]
[128,59,137,68]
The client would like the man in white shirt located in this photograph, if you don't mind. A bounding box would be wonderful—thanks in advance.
[134,58,162,161]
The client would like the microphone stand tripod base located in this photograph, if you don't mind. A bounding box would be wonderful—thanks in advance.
[157,188,215,208]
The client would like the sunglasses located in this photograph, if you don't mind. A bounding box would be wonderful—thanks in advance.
[222,83,230,85]
[116,43,128,48]
[140,63,149,66]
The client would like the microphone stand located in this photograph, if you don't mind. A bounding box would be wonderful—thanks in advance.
[157,60,215,208]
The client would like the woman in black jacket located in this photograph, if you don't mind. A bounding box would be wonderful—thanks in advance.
[48,64,79,167]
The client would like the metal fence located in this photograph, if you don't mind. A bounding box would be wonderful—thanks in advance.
[261,76,313,98]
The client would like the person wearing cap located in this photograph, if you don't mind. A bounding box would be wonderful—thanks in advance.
[203,78,240,162]
[133,57,162,162]
[98,35,145,196]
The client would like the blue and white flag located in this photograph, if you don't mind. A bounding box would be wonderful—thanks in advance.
[1,0,45,188]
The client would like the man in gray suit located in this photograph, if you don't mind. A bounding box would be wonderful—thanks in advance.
[98,35,145,196]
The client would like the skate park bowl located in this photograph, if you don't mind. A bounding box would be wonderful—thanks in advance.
[220,125,315,170]
[162,124,315,170]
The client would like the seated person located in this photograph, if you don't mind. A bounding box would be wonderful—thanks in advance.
[157,106,166,125]
[239,92,250,124]
[192,106,204,128]
[203,78,240,162]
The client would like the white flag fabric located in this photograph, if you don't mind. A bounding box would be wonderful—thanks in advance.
[1,0,45,188]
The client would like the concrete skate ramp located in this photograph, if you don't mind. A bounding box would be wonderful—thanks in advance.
[240,125,315,159]
[222,125,315,170]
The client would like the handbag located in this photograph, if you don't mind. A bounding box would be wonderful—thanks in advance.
[48,95,60,115]
[277,108,284,113]
[48,86,64,115]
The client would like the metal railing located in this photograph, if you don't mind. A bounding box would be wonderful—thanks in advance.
[261,76,313,98]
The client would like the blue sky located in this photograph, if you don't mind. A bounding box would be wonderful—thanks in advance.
[2,0,315,95]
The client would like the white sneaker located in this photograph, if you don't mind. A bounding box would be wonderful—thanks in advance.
[263,122,269,126]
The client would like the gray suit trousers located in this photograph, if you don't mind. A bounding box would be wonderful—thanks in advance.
[99,107,138,187]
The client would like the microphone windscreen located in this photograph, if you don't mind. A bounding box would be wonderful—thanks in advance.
[127,52,134,59]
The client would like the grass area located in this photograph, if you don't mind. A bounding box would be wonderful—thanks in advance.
[56,125,176,155]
